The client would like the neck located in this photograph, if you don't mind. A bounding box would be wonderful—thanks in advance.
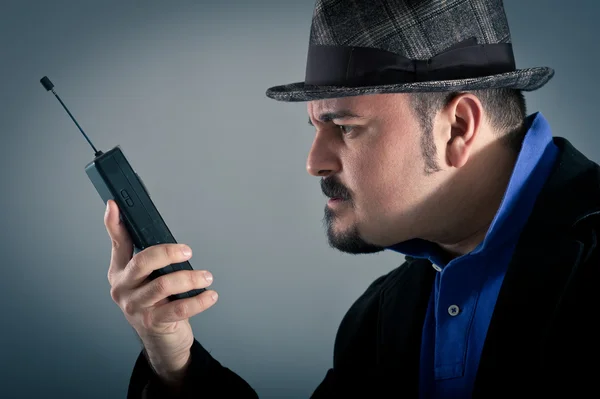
[426,141,519,260]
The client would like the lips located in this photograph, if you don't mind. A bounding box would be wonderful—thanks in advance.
[321,177,351,202]
[326,193,350,202]
[327,197,347,207]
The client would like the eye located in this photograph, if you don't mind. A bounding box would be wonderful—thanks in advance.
[338,125,354,135]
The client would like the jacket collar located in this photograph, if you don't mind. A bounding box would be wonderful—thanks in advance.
[525,137,600,233]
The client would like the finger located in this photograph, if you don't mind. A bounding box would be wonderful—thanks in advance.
[147,290,219,327]
[122,243,194,289]
[105,200,134,276]
[127,269,214,310]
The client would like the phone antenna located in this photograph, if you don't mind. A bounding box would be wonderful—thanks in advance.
[40,76,103,157]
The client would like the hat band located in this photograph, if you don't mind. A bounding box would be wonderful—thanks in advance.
[304,37,516,87]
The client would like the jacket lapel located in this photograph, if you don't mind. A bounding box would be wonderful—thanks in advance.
[474,137,600,396]
[376,257,436,395]
[472,232,584,396]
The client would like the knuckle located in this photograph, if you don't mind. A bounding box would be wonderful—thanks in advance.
[196,295,207,312]
[124,300,136,317]
[110,286,120,303]
[154,276,170,295]
[165,244,180,260]
[174,301,189,319]
[128,255,143,276]
[188,270,198,287]
[107,266,119,286]
[142,308,154,330]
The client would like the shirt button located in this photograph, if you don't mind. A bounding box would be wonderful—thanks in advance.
[432,264,442,272]
[448,305,460,316]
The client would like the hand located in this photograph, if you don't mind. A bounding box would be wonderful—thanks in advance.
[104,199,218,384]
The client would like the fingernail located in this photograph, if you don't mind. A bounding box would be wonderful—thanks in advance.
[211,292,218,301]
[105,202,110,215]
[204,271,213,283]
[181,245,192,256]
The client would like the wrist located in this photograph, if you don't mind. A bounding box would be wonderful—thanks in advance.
[144,348,192,387]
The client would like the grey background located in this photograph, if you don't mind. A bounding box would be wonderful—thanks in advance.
[0,1,598,398]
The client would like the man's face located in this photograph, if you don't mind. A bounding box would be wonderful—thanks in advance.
[307,93,440,254]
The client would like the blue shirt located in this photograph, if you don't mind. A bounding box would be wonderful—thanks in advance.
[387,112,559,398]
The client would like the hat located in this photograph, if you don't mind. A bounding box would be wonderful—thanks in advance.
[265,0,554,102]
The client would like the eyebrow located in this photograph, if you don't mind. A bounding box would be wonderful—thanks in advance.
[308,110,364,126]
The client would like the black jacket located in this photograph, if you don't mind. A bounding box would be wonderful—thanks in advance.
[127,137,600,398]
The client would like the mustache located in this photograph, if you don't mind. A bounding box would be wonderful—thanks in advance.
[320,176,351,200]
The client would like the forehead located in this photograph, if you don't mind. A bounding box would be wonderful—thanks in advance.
[307,93,409,121]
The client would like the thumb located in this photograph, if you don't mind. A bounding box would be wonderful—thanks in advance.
[105,200,134,271]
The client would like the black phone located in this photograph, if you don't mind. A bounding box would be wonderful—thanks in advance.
[40,76,205,301]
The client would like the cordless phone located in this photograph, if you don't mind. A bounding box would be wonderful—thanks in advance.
[40,76,205,301]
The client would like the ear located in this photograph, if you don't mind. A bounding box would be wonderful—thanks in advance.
[440,93,483,169]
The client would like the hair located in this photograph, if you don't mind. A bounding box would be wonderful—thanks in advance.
[409,88,527,174]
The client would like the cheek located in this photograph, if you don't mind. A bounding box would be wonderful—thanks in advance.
[351,135,422,216]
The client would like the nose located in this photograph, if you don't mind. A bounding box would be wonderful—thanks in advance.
[306,130,341,177]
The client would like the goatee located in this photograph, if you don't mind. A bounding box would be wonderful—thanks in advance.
[322,204,384,254]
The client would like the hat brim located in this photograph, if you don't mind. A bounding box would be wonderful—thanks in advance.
[265,67,554,102]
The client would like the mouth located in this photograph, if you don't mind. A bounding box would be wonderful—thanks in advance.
[321,177,351,207]
[327,197,347,206]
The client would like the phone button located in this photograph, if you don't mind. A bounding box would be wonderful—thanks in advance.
[120,189,130,199]
[126,198,134,207]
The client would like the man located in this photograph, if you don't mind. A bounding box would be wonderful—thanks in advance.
[106,0,600,397]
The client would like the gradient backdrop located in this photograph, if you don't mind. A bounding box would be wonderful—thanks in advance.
[1,1,598,397]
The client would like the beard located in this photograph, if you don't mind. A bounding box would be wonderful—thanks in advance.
[322,204,385,254]
[320,176,385,254]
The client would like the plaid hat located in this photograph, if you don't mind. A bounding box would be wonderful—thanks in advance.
[265,0,554,102]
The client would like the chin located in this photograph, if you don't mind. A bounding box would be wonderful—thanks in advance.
[322,205,385,255]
